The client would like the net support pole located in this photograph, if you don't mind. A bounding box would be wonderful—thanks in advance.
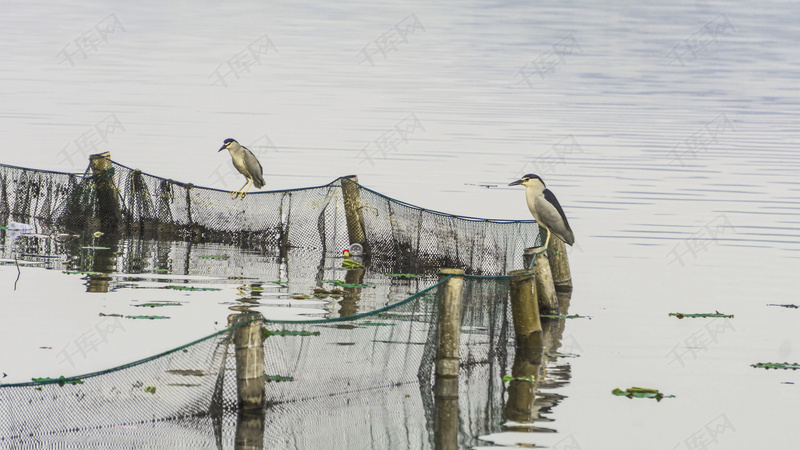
[234,314,265,411]
[341,175,368,252]
[523,247,559,316]
[434,268,463,450]
[89,151,122,232]
[547,238,573,292]
[435,268,464,378]
[508,269,542,343]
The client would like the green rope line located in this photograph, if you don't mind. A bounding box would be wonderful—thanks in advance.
[264,275,452,325]
[0,317,262,389]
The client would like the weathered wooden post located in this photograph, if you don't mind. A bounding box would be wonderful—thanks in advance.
[234,314,265,411]
[548,238,573,292]
[523,248,559,315]
[341,175,368,253]
[89,152,122,232]
[435,268,464,378]
[508,269,541,346]
[434,268,463,450]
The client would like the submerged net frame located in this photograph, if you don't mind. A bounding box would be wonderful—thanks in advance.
[0,158,544,447]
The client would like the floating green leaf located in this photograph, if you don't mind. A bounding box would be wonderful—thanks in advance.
[125,315,170,320]
[541,314,591,319]
[751,362,800,370]
[612,387,675,400]
[342,259,364,269]
[669,312,733,319]
[502,375,534,383]
[265,375,293,382]
[133,302,182,308]
[144,386,157,394]
[325,280,372,288]
[546,352,580,358]
[264,329,321,338]
[165,285,221,291]
[291,294,311,299]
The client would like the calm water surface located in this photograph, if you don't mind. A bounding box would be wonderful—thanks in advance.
[2,0,799,448]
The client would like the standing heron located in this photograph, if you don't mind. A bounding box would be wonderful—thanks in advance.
[509,174,575,248]
[218,138,265,199]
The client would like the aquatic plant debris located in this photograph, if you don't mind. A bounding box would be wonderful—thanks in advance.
[132,302,182,308]
[612,387,675,401]
[165,285,221,291]
[540,314,591,319]
[264,329,321,338]
[198,255,229,260]
[125,315,170,320]
[669,311,733,319]
[265,375,293,382]
[546,352,580,358]
[502,375,535,383]
[767,304,799,309]
[386,273,421,278]
[751,362,800,370]
[325,280,373,288]
[342,259,364,269]
[145,386,156,394]
[31,376,84,386]
[99,313,123,317]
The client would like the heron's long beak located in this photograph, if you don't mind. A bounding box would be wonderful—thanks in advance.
[508,179,523,186]
[218,145,227,152]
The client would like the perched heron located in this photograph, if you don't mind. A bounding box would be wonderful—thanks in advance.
[509,174,575,248]
[218,138,265,199]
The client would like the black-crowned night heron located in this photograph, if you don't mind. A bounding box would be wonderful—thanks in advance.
[509,174,575,248]
[218,138,265,199]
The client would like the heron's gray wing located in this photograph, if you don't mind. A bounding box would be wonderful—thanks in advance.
[535,190,575,245]
[242,147,265,188]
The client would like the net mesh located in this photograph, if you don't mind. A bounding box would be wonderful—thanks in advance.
[0,158,546,447]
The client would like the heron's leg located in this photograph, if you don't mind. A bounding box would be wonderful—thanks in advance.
[239,179,253,200]
[543,227,552,250]
[232,179,251,199]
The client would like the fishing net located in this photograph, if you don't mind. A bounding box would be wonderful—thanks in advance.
[0,157,548,448]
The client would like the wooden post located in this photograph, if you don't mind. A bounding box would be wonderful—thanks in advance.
[434,377,459,450]
[436,268,464,378]
[89,152,122,232]
[548,238,573,292]
[234,314,265,411]
[341,175,368,252]
[508,269,542,345]
[523,247,559,316]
